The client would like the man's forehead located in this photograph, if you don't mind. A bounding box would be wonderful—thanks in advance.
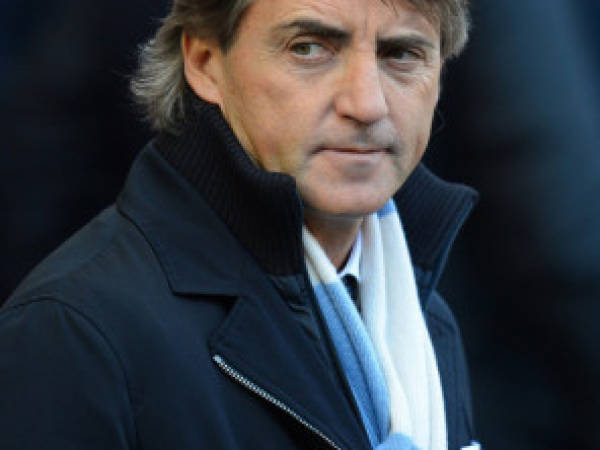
[250,0,440,41]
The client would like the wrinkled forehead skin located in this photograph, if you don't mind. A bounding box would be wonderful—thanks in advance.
[242,0,442,29]
[228,0,445,53]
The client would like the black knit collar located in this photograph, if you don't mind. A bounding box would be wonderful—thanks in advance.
[154,88,477,278]
[155,88,304,276]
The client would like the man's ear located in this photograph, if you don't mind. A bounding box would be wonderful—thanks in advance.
[181,32,224,107]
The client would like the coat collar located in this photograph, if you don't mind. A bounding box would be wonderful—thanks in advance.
[117,89,477,298]
[117,145,260,297]
[395,164,478,299]
[115,96,477,449]
[117,146,373,449]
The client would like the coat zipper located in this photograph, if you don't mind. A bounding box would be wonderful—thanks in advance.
[212,354,342,450]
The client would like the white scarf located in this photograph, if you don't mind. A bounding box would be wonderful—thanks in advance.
[303,200,447,449]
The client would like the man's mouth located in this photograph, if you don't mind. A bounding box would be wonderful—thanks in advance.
[318,146,392,154]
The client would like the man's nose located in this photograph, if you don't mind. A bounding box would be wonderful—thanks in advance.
[334,53,389,125]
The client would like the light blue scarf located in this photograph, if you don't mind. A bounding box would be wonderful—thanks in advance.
[303,200,447,450]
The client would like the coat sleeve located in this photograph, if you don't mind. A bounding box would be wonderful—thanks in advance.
[0,299,136,450]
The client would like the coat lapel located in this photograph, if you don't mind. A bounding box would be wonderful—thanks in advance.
[118,145,370,450]
[208,274,370,450]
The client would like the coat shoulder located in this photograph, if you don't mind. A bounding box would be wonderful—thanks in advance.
[5,205,166,314]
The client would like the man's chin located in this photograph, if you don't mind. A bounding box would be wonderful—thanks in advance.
[303,195,392,220]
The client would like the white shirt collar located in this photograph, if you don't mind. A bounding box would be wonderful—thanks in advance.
[337,229,362,282]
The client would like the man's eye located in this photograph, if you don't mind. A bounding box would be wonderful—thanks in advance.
[383,48,419,61]
[290,42,325,58]
[380,47,424,71]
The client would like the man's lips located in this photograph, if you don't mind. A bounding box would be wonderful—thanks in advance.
[314,147,392,170]
[317,146,392,154]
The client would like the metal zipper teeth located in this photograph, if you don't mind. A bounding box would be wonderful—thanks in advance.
[212,354,341,450]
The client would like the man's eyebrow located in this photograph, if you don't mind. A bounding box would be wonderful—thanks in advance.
[271,19,437,53]
[272,19,351,42]
[377,34,437,52]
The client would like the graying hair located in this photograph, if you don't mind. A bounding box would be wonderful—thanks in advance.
[131,0,470,132]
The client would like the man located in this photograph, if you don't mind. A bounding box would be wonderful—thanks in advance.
[0,0,478,449]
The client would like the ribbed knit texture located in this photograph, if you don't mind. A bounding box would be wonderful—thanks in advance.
[393,167,477,271]
[155,87,305,276]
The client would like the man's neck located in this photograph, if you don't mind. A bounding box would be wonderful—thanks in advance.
[304,210,363,270]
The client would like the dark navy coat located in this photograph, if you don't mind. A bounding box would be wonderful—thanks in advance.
[0,97,478,449]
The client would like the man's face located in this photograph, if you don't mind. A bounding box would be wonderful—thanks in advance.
[212,0,441,218]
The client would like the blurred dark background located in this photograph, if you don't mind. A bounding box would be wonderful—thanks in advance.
[0,0,169,296]
[425,1,600,449]
[1,1,599,449]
